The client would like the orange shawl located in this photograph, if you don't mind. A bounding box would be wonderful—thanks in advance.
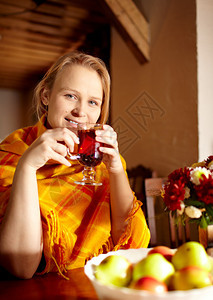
[0,116,150,277]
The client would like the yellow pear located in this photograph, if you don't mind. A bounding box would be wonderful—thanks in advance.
[172,241,211,272]
[170,266,212,290]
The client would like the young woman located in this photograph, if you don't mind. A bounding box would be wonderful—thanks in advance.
[0,52,150,279]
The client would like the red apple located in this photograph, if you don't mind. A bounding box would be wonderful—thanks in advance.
[130,276,168,293]
[148,246,174,262]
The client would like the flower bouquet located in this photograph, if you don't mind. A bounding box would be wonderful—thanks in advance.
[162,156,213,229]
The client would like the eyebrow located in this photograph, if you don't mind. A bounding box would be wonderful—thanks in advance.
[60,87,103,102]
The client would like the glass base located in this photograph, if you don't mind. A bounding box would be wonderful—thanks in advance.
[74,180,102,186]
[74,166,102,186]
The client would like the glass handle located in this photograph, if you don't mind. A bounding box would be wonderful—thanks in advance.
[67,149,80,160]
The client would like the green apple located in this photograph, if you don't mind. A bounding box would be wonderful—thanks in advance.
[170,266,213,290]
[132,253,175,284]
[130,276,168,293]
[172,241,211,272]
[95,255,132,287]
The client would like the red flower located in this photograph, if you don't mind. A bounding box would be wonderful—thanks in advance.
[168,167,191,185]
[163,158,213,227]
[163,167,191,211]
[163,180,186,211]
[194,175,213,204]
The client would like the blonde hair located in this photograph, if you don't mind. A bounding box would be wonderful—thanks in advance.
[33,51,110,124]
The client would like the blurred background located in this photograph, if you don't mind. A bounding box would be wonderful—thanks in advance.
[0,0,213,177]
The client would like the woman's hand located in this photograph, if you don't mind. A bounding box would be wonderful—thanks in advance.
[20,128,79,171]
[96,125,123,174]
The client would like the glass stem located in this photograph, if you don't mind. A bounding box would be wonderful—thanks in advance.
[82,166,95,183]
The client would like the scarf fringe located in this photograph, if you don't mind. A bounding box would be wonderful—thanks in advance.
[113,197,142,250]
[51,255,69,280]
[85,237,114,264]
[44,209,70,279]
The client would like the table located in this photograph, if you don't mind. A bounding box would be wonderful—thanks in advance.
[0,268,98,299]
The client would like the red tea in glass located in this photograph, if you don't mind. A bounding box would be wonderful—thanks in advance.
[75,123,103,186]
[78,128,103,167]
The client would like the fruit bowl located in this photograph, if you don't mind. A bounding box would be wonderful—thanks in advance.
[84,248,213,300]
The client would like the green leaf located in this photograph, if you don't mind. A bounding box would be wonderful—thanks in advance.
[184,199,206,208]
[205,205,213,219]
[199,214,208,229]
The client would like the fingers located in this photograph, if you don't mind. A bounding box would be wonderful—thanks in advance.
[51,140,69,157]
[45,128,79,152]
[48,128,80,164]
[99,146,118,156]
[96,125,118,150]
[36,128,79,167]
[97,126,123,173]
[48,146,72,167]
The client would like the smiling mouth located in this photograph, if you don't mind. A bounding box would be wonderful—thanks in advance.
[65,118,78,125]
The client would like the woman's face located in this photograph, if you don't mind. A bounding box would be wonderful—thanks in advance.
[43,64,103,131]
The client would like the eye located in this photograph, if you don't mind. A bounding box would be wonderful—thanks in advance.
[65,94,77,100]
[89,100,99,106]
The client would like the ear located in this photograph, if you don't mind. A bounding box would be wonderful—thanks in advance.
[41,88,50,105]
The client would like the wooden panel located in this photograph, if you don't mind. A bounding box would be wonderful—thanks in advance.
[0,0,108,90]
[101,0,150,63]
[0,0,150,90]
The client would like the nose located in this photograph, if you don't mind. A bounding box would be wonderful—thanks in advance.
[72,102,86,117]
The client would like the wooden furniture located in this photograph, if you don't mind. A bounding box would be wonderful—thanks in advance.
[127,164,156,221]
[0,267,98,300]
[145,177,198,248]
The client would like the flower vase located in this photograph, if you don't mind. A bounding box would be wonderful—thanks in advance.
[198,224,213,256]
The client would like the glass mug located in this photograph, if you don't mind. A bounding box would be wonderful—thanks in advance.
[74,123,103,186]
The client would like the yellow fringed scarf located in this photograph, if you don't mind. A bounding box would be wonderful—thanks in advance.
[0,116,150,277]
